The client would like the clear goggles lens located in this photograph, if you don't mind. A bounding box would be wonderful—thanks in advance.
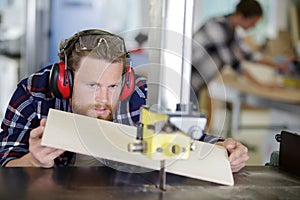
[75,34,126,55]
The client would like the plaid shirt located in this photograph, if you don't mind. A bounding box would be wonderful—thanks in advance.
[0,64,219,167]
[191,15,256,93]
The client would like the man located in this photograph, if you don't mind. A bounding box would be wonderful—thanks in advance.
[0,29,248,172]
[190,0,293,129]
[191,0,290,97]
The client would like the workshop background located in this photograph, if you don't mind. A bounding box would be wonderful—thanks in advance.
[0,0,300,165]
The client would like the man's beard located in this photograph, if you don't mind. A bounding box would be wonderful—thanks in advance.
[72,103,114,121]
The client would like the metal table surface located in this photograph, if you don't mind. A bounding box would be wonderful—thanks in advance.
[0,166,299,200]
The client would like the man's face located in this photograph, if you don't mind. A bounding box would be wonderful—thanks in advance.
[71,56,123,121]
[240,15,261,30]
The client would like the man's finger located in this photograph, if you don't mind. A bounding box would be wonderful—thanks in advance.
[40,118,47,127]
[33,148,65,167]
[223,138,237,153]
[228,144,248,161]
[230,152,249,164]
[30,126,44,139]
[47,149,65,160]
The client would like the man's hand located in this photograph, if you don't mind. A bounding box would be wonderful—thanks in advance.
[29,118,64,168]
[242,69,283,89]
[276,55,295,73]
[217,138,249,173]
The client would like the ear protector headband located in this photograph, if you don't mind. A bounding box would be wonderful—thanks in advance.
[49,29,135,100]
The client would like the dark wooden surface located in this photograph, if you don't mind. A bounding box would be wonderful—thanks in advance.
[0,166,299,200]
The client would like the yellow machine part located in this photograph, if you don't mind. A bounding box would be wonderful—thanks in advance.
[140,107,191,160]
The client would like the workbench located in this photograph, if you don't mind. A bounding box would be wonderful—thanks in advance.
[209,62,300,134]
[0,166,299,199]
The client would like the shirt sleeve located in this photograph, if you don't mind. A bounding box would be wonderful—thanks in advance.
[201,20,243,73]
[0,65,62,166]
[199,132,224,144]
[0,81,40,166]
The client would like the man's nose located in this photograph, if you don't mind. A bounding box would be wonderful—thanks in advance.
[94,87,108,103]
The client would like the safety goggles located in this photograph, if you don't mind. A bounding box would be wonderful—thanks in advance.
[59,29,127,57]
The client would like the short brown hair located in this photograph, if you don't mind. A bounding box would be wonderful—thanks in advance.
[58,29,127,72]
[235,0,263,18]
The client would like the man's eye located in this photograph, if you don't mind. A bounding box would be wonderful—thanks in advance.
[88,84,97,88]
[110,84,118,89]
[108,84,119,91]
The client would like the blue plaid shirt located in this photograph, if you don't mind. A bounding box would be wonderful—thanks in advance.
[0,64,219,167]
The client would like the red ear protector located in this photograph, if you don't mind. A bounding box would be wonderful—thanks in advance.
[120,55,135,101]
[49,62,73,99]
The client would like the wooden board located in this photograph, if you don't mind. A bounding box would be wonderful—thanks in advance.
[218,64,300,103]
[41,109,234,186]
